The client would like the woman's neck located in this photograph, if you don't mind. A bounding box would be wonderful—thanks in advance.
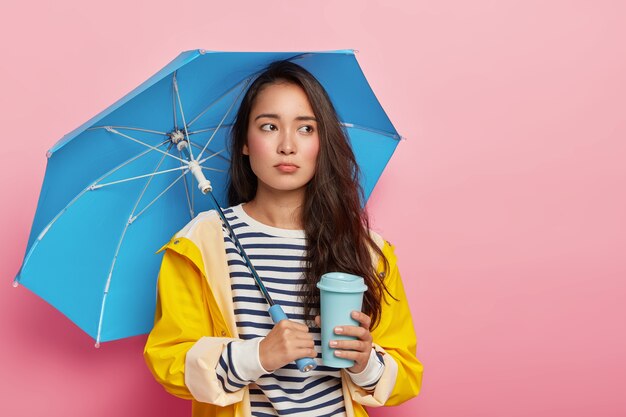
[243,189,305,230]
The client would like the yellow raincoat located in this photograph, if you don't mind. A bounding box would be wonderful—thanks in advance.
[144,210,422,417]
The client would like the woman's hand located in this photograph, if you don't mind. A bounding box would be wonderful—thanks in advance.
[259,320,316,372]
[315,311,373,374]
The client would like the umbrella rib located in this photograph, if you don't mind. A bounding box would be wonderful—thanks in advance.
[91,166,187,190]
[128,169,189,224]
[95,138,172,185]
[198,148,227,165]
[105,127,187,164]
[187,123,234,135]
[95,143,174,346]
[200,166,227,173]
[126,143,174,220]
[191,168,195,217]
[172,72,196,162]
[196,78,251,162]
[172,74,178,130]
[178,148,195,219]
[190,141,230,164]
[88,126,167,136]
[16,141,171,282]
[340,122,402,140]
[187,78,251,128]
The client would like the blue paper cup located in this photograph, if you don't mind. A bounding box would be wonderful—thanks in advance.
[317,272,368,368]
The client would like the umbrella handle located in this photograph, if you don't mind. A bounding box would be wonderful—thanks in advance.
[268,305,317,373]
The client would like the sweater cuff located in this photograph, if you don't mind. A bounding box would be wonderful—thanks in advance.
[345,348,385,388]
[228,338,270,382]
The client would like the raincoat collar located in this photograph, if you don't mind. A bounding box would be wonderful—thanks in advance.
[157,210,239,338]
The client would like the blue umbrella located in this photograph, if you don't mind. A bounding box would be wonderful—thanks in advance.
[14,49,402,347]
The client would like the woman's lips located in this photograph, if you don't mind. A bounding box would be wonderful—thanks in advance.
[275,164,298,173]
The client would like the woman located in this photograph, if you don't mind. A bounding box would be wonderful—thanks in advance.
[144,60,423,417]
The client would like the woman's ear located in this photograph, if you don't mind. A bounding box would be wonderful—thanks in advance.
[243,144,249,155]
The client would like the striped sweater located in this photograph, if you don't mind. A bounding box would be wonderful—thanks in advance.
[213,204,384,417]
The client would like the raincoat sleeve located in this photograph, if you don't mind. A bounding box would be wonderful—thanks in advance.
[143,246,246,406]
[344,240,423,407]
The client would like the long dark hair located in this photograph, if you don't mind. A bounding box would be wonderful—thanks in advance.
[228,60,391,329]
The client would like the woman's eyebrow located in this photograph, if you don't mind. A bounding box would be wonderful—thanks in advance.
[254,113,317,122]
[254,113,279,121]
[296,116,318,122]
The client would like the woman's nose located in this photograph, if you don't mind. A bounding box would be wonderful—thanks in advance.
[277,131,296,154]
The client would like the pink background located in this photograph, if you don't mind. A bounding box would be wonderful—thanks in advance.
[1,0,625,416]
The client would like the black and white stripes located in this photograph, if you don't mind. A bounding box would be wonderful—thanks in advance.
[214,204,347,417]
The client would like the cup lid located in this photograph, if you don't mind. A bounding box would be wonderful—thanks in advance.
[316,272,368,293]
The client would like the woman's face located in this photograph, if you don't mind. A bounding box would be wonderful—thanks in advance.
[244,81,320,198]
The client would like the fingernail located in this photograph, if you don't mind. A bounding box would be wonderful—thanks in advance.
[329,341,337,347]
[335,350,342,357]
[335,327,343,334]
[352,311,359,317]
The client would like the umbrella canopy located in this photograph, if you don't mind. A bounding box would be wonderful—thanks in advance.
[14,49,402,345]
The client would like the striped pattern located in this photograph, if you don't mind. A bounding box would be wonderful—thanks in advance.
[214,204,347,417]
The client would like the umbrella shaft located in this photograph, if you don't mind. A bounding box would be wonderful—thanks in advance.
[207,192,275,306]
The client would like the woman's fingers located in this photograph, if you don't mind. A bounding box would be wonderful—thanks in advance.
[329,311,373,362]
[276,318,310,333]
[330,338,369,352]
[300,346,318,358]
[333,348,363,361]
[260,319,317,370]
[351,310,371,329]
[314,311,373,373]
[334,324,371,342]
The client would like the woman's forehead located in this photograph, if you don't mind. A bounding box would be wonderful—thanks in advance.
[250,82,315,118]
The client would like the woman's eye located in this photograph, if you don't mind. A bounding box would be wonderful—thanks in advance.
[261,123,277,131]
[298,125,314,134]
